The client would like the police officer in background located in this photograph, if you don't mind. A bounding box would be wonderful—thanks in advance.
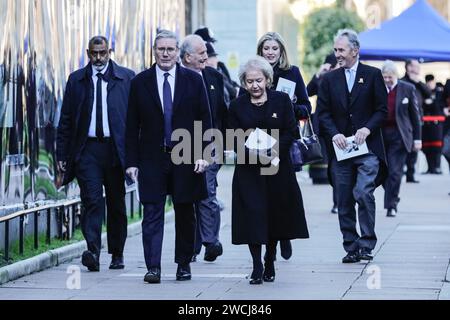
[422,74,445,174]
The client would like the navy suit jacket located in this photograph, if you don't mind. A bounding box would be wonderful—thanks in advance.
[202,66,228,136]
[125,64,212,203]
[57,60,135,185]
[317,62,388,164]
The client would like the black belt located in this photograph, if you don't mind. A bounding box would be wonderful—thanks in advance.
[87,137,111,143]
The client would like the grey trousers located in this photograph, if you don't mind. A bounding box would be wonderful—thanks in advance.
[383,127,408,210]
[194,163,222,253]
[332,153,380,253]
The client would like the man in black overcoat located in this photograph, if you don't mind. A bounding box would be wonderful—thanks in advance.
[180,34,228,263]
[125,30,212,283]
[57,36,135,271]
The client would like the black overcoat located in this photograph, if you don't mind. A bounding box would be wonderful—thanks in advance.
[228,90,309,244]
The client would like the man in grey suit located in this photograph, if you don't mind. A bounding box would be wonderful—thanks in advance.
[381,61,422,217]
[317,30,388,263]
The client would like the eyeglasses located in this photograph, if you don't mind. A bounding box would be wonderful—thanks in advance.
[155,47,177,54]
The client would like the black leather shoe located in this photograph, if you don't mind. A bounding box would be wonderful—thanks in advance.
[342,251,360,263]
[331,205,338,214]
[386,208,397,217]
[359,249,374,261]
[263,261,275,282]
[249,277,263,285]
[406,177,420,183]
[144,267,161,284]
[109,254,125,269]
[176,264,192,281]
[204,241,223,262]
[81,250,99,271]
[280,240,292,260]
[426,168,442,174]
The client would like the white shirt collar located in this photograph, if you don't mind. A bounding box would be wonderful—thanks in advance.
[346,60,359,73]
[386,81,398,92]
[92,61,109,76]
[156,64,176,79]
[180,62,203,76]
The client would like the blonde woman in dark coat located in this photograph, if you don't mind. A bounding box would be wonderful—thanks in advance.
[228,56,309,284]
[256,31,312,261]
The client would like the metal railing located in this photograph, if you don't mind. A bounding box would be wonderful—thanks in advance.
[0,188,142,263]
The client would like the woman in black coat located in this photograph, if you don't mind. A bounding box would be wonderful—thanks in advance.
[256,32,312,261]
[228,56,309,284]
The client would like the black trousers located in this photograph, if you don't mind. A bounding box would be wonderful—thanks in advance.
[423,150,442,172]
[383,127,408,210]
[75,139,127,257]
[142,153,196,270]
[406,151,418,179]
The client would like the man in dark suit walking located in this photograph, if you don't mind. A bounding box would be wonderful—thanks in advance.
[125,30,212,284]
[180,34,227,263]
[381,61,422,217]
[317,29,388,263]
[57,36,135,271]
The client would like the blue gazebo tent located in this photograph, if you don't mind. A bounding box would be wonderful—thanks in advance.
[359,0,450,62]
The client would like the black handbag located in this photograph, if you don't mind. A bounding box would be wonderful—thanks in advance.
[297,114,323,165]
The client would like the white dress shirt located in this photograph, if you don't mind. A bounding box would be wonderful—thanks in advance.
[345,60,359,92]
[88,61,110,137]
[156,65,176,113]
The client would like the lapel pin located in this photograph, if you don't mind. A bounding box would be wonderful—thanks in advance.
[210,85,215,90]
[358,78,364,84]
[272,113,278,118]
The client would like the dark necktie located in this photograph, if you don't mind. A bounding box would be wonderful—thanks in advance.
[96,72,104,138]
[163,72,173,147]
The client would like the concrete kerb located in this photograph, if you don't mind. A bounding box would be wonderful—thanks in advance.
[0,209,175,285]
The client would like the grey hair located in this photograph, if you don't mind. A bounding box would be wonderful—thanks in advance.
[381,60,399,77]
[180,34,204,59]
[238,56,274,87]
[334,29,360,50]
[153,29,179,48]
[88,36,109,48]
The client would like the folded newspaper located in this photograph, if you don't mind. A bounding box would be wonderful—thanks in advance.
[333,135,369,161]
[245,128,280,166]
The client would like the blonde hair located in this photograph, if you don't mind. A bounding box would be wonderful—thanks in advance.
[257,32,291,71]
[238,56,274,88]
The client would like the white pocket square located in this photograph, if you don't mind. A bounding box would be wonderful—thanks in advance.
[402,98,409,104]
